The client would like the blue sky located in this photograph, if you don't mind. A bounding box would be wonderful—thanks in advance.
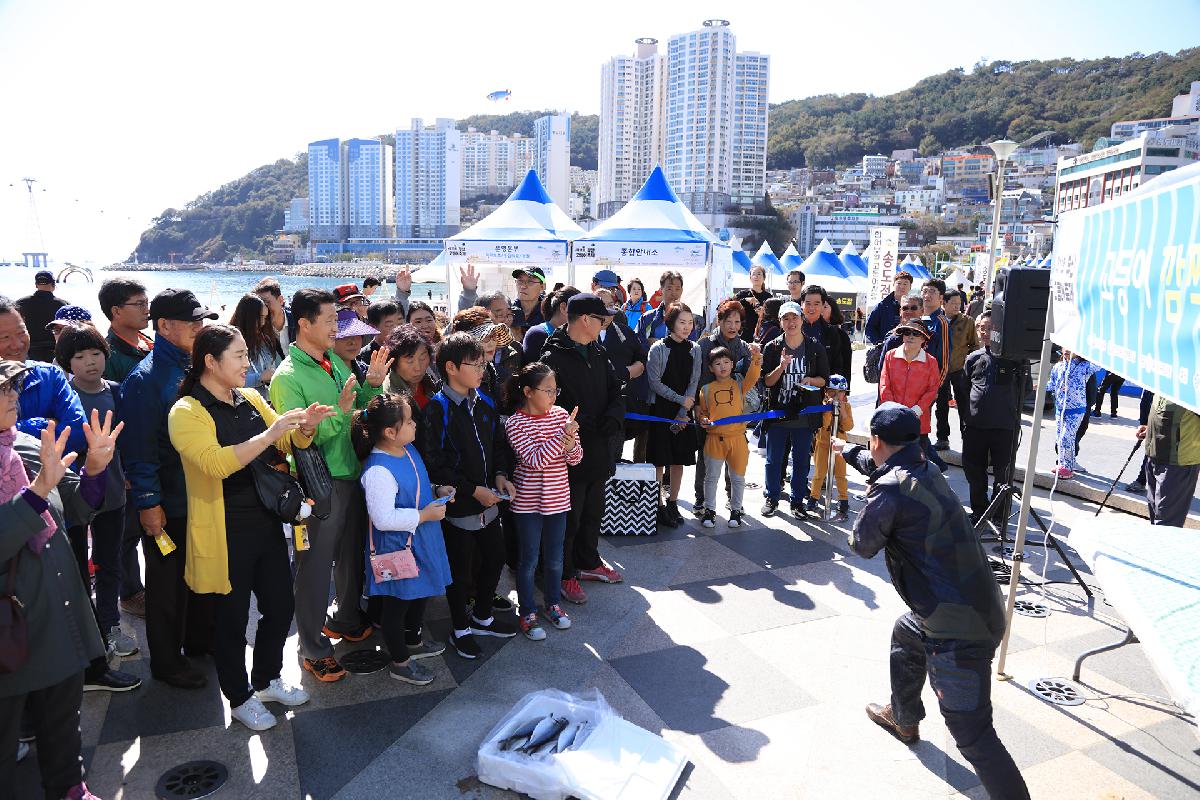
[1,0,1197,264]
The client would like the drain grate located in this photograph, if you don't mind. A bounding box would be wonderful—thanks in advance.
[992,544,1016,558]
[989,559,1012,584]
[340,648,390,675]
[1014,599,1050,618]
[156,760,228,799]
[1028,677,1086,706]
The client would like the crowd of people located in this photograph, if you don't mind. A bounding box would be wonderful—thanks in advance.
[1,260,1195,800]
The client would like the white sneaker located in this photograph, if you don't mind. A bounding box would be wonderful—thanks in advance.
[231,697,277,731]
[255,678,310,707]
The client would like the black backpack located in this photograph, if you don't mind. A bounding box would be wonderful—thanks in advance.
[863,342,886,384]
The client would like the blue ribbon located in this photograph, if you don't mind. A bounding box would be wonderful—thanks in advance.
[625,404,834,427]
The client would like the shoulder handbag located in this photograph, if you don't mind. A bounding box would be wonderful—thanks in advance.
[249,457,307,524]
[293,443,334,520]
[368,449,420,583]
[863,341,885,384]
[0,550,28,674]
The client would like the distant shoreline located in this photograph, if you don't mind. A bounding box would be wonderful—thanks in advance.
[103,262,445,282]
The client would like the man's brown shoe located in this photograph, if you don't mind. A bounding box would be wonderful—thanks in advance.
[866,703,919,744]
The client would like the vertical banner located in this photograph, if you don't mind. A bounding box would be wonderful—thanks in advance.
[973,252,992,295]
[866,226,900,307]
[1051,162,1200,415]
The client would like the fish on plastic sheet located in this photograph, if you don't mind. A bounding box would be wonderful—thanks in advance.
[518,715,569,754]
[565,720,589,751]
[497,714,547,751]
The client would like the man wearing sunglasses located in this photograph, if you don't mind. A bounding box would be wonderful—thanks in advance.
[865,271,915,345]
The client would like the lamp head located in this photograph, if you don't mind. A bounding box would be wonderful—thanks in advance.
[989,139,1018,161]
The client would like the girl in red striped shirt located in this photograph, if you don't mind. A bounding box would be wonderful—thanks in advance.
[503,363,582,640]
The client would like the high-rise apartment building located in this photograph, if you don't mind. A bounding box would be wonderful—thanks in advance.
[598,21,768,216]
[535,114,571,209]
[307,139,345,239]
[514,136,536,181]
[395,118,461,239]
[597,37,667,214]
[343,138,394,238]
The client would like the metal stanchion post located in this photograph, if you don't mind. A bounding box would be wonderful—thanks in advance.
[824,401,839,521]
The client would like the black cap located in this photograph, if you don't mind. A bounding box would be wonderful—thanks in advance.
[149,288,218,322]
[870,402,921,446]
[567,293,617,317]
[512,267,546,283]
[34,270,54,284]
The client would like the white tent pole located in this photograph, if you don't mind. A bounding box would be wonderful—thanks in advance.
[996,300,1055,680]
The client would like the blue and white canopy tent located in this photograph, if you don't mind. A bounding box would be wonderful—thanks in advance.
[751,241,785,280]
[780,243,803,273]
[838,241,870,291]
[441,169,584,301]
[733,248,753,276]
[798,239,860,295]
[573,166,733,320]
[408,249,445,282]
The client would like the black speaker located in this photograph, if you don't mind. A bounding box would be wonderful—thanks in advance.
[990,267,1050,361]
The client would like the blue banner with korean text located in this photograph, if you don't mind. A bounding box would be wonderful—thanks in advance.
[1051,161,1200,415]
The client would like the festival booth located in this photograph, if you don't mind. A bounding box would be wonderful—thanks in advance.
[838,241,870,291]
[573,166,733,322]
[731,248,753,289]
[942,267,969,290]
[798,238,860,317]
[751,242,785,284]
[440,170,584,306]
[993,161,1200,725]
[780,243,803,273]
[409,250,445,282]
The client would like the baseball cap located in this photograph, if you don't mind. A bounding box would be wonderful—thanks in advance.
[779,301,803,319]
[0,359,30,389]
[512,267,547,283]
[149,288,218,322]
[870,402,921,446]
[567,293,617,317]
[333,284,365,304]
[34,270,55,285]
[592,269,621,288]
[46,305,93,331]
[335,307,378,339]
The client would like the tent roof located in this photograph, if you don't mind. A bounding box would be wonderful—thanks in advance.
[578,166,721,244]
[733,249,752,274]
[781,243,803,271]
[751,241,785,275]
[448,170,583,243]
[838,240,869,279]
[799,239,860,294]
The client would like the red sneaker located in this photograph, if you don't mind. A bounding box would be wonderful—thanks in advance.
[579,564,623,584]
[560,578,588,604]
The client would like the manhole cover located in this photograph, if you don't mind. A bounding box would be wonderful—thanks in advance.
[1014,599,1050,618]
[156,760,228,799]
[340,648,390,674]
[1028,677,1086,706]
[992,544,1016,558]
[989,559,1012,584]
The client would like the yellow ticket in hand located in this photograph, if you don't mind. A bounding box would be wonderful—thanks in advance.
[154,531,176,556]
[293,523,310,552]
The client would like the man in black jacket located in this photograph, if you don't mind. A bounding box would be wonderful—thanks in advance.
[864,271,913,345]
[960,311,1024,523]
[540,294,626,605]
[421,333,518,659]
[15,271,68,362]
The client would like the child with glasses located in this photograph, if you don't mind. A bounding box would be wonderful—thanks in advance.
[502,363,582,640]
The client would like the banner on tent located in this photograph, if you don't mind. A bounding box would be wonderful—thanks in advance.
[866,226,899,304]
[445,240,567,265]
[572,241,709,267]
[1051,166,1200,415]
[829,292,857,315]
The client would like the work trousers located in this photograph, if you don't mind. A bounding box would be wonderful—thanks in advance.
[810,430,848,501]
[119,499,145,600]
[935,369,971,443]
[378,596,428,663]
[146,515,211,675]
[66,507,124,633]
[0,672,86,800]
[443,517,505,632]
[962,427,1016,522]
[889,614,1030,800]
[293,479,368,661]
[213,510,293,708]
[765,425,813,502]
[1145,460,1200,528]
[564,477,606,577]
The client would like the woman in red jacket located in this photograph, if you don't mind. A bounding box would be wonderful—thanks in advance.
[879,320,943,466]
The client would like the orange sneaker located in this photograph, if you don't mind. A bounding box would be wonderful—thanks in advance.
[302,656,347,682]
[322,623,372,643]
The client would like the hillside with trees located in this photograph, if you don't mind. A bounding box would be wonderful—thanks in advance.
[767,48,1200,168]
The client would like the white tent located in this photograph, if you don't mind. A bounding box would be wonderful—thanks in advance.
[797,238,861,295]
[943,267,969,290]
[441,169,584,302]
[573,166,732,320]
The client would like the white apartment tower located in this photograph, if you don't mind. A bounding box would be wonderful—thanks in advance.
[535,114,571,209]
[395,118,462,239]
[597,37,667,213]
[307,139,345,239]
[731,50,770,205]
[343,138,394,238]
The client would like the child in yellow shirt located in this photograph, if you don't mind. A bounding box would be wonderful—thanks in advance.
[697,345,763,528]
[810,374,854,521]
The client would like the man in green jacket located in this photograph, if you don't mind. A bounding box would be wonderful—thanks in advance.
[270,288,390,682]
[1139,393,1200,527]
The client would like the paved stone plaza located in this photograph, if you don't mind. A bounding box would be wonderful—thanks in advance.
[16,354,1199,799]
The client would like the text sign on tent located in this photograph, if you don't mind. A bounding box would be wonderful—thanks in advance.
[866,226,900,303]
[445,240,567,265]
[573,241,708,267]
[1051,162,1200,415]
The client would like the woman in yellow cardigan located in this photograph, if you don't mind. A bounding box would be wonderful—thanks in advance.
[168,325,334,732]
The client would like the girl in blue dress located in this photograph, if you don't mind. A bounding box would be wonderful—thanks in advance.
[353,392,455,685]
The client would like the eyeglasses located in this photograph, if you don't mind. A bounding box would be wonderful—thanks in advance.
[587,314,608,323]
[460,361,487,371]
[515,278,541,288]
[120,300,150,310]
[786,279,803,285]
[535,386,561,397]
[902,305,920,311]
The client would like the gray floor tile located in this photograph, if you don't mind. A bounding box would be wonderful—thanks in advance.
[711,525,843,570]
[671,570,837,635]
[1081,718,1200,799]
[97,656,226,745]
[1049,629,1170,697]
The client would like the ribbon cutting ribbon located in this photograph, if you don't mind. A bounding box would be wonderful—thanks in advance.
[625,404,835,428]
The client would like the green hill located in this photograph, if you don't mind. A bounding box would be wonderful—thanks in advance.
[768,48,1200,168]
[131,48,1199,260]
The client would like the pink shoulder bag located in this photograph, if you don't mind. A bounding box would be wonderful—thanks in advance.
[369,451,421,583]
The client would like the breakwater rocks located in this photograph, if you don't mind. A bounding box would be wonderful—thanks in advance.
[107,262,395,279]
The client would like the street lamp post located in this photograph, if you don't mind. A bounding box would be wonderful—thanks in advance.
[985,139,1018,296]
